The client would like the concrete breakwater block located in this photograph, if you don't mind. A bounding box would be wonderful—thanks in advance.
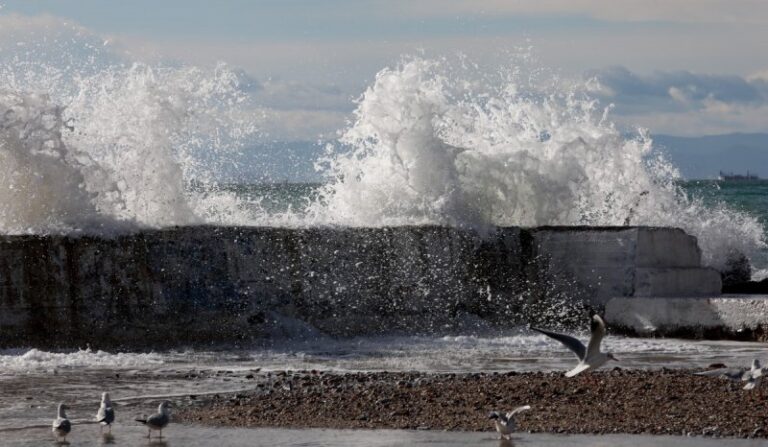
[605,296,768,340]
[633,268,723,297]
[530,227,720,304]
[0,225,723,348]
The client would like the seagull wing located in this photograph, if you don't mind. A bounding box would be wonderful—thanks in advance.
[532,327,586,360]
[586,315,607,358]
[53,418,71,432]
[146,412,169,429]
[565,363,592,377]
[743,377,760,390]
[97,406,115,424]
[694,368,746,381]
[506,405,531,419]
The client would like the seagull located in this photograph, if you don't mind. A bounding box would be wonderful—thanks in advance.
[52,403,71,442]
[136,401,172,438]
[744,359,765,390]
[532,314,618,377]
[96,392,115,433]
[489,405,531,439]
[695,359,765,391]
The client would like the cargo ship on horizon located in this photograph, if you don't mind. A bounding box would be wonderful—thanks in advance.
[719,170,760,180]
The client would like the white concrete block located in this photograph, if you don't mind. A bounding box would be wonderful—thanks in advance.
[634,267,722,297]
[635,228,701,268]
[606,295,768,336]
[533,227,717,303]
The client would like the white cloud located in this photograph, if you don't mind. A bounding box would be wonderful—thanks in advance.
[667,86,690,104]
[748,69,768,82]
[619,103,768,136]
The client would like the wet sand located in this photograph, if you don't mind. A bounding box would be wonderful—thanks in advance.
[7,426,768,447]
[178,369,768,438]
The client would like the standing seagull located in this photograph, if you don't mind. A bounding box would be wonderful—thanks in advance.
[136,401,172,438]
[52,403,71,442]
[96,392,115,433]
[695,359,765,391]
[532,314,618,377]
[489,405,531,439]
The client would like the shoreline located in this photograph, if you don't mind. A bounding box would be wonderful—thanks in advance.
[177,369,768,438]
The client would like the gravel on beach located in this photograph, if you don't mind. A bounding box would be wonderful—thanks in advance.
[177,368,768,438]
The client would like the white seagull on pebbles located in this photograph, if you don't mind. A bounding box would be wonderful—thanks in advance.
[532,314,618,377]
[489,405,531,439]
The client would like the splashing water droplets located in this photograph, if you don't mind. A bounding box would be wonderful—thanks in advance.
[0,49,764,269]
[312,58,765,268]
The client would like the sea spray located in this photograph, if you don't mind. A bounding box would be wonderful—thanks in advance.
[0,90,103,233]
[0,23,261,231]
[312,58,766,269]
[0,21,764,271]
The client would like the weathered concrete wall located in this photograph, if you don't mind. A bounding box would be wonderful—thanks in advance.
[0,226,528,348]
[605,296,768,340]
[530,227,721,302]
[0,226,720,348]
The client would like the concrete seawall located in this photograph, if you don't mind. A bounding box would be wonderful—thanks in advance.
[0,226,722,348]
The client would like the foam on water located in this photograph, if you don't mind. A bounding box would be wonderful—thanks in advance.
[0,19,765,270]
[0,334,762,376]
[0,348,164,373]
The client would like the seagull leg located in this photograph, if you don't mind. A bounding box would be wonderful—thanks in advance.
[147,428,151,438]
[159,428,163,438]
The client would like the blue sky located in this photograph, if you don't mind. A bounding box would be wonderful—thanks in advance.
[1,0,767,139]
[0,1,664,41]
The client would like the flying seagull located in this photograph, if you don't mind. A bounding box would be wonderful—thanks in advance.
[532,314,618,377]
[489,405,531,439]
[136,401,172,438]
[52,403,71,442]
[695,359,765,391]
[96,392,115,433]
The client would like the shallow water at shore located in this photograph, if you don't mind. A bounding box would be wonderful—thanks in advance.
[3,426,768,447]
[1,335,767,432]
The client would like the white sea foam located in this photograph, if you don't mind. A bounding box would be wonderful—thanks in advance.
[0,348,164,373]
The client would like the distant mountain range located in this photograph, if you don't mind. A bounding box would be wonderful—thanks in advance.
[223,133,768,183]
[654,133,768,180]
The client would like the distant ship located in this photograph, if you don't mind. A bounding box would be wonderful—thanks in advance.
[719,170,760,180]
